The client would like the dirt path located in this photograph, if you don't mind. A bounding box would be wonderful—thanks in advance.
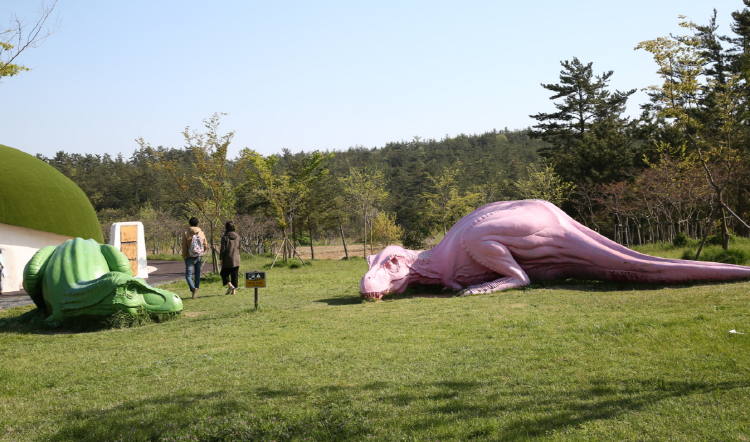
[286,244,386,261]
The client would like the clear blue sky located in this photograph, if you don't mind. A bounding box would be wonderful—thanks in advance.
[1,0,741,159]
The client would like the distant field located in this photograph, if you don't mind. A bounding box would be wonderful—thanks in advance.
[2,251,749,441]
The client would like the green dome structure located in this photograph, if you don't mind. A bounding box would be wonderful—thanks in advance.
[0,144,103,243]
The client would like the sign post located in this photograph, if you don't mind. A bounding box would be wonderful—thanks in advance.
[245,271,266,310]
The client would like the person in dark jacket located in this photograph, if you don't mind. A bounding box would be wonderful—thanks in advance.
[220,221,241,295]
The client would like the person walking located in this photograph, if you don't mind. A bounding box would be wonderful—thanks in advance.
[219,221,241,295]
[182,217,207,300]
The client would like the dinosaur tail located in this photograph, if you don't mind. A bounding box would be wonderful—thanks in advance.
[572,219,750,284]
[596,253,750,284]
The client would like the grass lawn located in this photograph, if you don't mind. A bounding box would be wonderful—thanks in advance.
[2,252,750,441]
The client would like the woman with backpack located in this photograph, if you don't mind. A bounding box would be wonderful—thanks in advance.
[182,217,208,300]
[219,221,241,295]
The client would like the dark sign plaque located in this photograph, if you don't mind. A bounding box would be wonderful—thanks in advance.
[245,271,266,288]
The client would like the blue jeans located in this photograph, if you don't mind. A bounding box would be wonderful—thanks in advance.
[185,257,202,290]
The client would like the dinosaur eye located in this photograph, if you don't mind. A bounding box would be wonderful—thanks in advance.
[384,256,399,271]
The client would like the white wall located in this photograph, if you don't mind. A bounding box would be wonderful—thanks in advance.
[0,222,72,292]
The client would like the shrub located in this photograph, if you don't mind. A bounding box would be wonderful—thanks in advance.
[681,247,750,265]
[701,248,750,265]
[263,258,309,270]
[200,272,222,284]
[105,307,181,329]
[240,252,274,261]
[680,250,695,261]
[401,231,426,250]
[147,253,183,261]
[672,232,689,247]
[296,233,312,246]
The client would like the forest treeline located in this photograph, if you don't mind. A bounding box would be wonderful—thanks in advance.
[35,1,750,259]
[38,128,543,257]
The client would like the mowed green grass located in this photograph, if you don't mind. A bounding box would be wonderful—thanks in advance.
[1,253,750,441]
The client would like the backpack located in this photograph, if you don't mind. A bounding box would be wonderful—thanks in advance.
[188,233,205,257]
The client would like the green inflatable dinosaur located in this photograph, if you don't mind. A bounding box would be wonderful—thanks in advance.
[6,238,183,327]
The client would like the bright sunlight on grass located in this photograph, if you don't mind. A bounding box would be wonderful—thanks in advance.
[2,252,750,441]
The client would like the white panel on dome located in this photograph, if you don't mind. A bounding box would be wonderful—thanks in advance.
[109,222,149,278]
[0,222,73,293]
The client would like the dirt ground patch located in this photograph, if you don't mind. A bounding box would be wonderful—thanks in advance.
[291,244,387,261]
[183,312,205,317]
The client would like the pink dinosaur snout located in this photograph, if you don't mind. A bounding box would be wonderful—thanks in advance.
[359,274,388,300]
[361,291,386,300]
[360,245,414,300]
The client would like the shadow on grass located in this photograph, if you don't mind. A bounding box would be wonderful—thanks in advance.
[40,377,749,441]
[316,288,457,305]
[0,306,182,335]
[347,279,746,303]
[315,296,363,306]
[377,278,750,300]
[43,390,371,442]
[527,277,750,293]
[415,377,748,440]
[347,276,750,303]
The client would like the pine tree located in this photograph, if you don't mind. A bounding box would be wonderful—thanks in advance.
[529,58,638,185]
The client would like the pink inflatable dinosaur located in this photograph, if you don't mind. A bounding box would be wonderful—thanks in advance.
[360,200,750,299]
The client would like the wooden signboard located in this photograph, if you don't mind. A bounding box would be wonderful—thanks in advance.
[120,225,139,276]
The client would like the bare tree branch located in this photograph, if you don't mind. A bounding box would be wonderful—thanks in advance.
[1,0,60,81]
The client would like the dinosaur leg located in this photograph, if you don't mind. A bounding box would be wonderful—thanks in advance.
[458,216,532,296]
[22,245,56,311]
[458,276,528,296]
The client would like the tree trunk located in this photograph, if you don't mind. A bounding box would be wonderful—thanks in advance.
[614,214,621,245]
[309,222,315,260]
[291,217,297,250]
[209,222,218,273]
[738,190,747,237]
[696,206,718,261]
[339,223,349,260]
[636,220,642,246]
[720,206,730,250]
[282,231,288,261]
[362,214,368,259]
[624,217,630,247]
[647,218,654,244]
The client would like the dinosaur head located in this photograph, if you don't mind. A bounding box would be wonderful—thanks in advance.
[360,245,416,300]
[113,276,184,314]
